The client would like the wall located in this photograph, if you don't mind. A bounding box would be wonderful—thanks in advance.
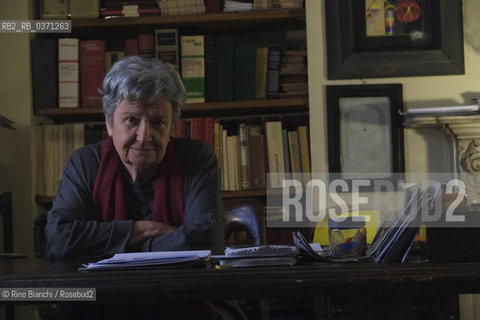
[0,0,35,256]
[306,0,480,177]
[305,2,480,319]
[0,1,37,318]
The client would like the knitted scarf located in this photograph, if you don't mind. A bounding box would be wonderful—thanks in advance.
[92,137,184,225]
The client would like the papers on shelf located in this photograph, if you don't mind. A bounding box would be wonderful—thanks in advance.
[402,104,479,116]
[79,250,211,271]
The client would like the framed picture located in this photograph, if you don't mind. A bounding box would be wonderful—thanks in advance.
[326,84,404,181]
[325,0,464,79]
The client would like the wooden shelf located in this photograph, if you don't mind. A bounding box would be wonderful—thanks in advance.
[35,97,309,119]
[73,10,305,28]
[65,9,306,36]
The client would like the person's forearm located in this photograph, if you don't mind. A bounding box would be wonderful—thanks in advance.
[45,213,133,259]
[128,221,177,246]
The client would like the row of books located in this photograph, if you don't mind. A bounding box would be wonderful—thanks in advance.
[175,116,311,191]
[31,35,155,109]
[31,32,307,109]
[35,115,310,197]
[35,123,108,197]
[224,0,303,12]
[101,0,161,18]
[98,0,301,18]
[155,29,308,103]
[100,0,213,18]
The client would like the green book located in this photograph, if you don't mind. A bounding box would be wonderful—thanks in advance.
[234,41,257,101]
[180,35,205,103]
[216,34,234,101]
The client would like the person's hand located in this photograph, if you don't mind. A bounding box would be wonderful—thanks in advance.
[128,221,177,246]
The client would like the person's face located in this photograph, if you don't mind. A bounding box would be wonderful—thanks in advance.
[106,98,173,181]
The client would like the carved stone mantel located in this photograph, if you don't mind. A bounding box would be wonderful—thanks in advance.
[404,114,480,201]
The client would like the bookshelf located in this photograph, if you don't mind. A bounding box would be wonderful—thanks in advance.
[33,8,309,202]
[35,98,308,118]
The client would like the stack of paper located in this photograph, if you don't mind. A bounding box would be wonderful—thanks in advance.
[79,250,211,271]
[212,245,298,267]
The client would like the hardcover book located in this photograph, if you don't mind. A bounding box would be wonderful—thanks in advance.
[265,121,285,188]
[234,41,256,101]
[155,28,179,71]
[80,40,106,108]
[255,46,269,99]
[216,35,234,101]
[204,34,217,102]
[31,38,58,109]
[246,125,266,189]
[58,38,79,108]
[180,35,205,103]
[266,46,282,99]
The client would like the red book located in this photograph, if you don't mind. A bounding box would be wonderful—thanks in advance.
[205,0,221,13]
[175,119,186,137]
[190,117,205,142]
[125,38,139,56]
[138,33,154,58]
[204,117,214,148]
[79,40,105,108]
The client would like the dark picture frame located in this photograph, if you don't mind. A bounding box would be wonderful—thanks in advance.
[325,0,464,79]
[326,84,404,181]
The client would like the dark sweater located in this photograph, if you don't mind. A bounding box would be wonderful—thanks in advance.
[45,137,225,259]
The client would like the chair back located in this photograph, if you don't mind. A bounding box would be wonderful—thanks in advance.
[223,198,266,246]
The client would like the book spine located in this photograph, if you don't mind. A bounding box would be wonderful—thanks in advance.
[255,46,268,100]
[297,125,311,184]
[234,41,257,101]
[175,118,186,137]
[226,135,237,191]
[180,35,205,103]
[216,35,234,101]
[105,51,125,72]
[282,128,291,175]
[238,123,250,190]
[213,120,221,168]
[204,34,217,102]
[124,38,139,56]
[31,39,58,109]
[265,121,285,188]
[221,128,228,191]
[266,46,282,99]
[246,125,266,189]
[205,0,221,13]
[160,4,205,15]
[204,117,214,148]
[138,33,155,58]
[287,129,302,182]
[58,38,79,108]
[80,40,106,108]
[159,0,203,8]
[155,28,179,71]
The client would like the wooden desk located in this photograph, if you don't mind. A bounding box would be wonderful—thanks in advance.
[1,257,480,304]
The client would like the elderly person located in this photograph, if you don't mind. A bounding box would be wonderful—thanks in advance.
[45,55,225,259]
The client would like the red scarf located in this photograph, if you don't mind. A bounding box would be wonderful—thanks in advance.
[92,137,184,226]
